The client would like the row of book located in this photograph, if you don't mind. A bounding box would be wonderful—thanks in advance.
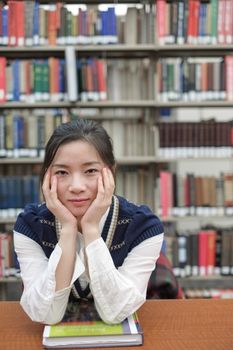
[4,55,232,103]
[0,170,232,218]
[166,227,233,278]
[0,111,157,158]
[157,0,233,45]
[0,1,156,46]
[116,167,155,212]
[157,56,233,102]
[156,171,233,218]
[0,110,232,159]
[0,233,17,278]
[185,289,233,299]
[2,55,233,104]
[0,176,40,211]
[0,56,153,103]
[1,1,233,47]
[0,110,67,156]
[102,120,157,157]
[0,169,154,214]
[115,169,233,215]
[158,120,233,158]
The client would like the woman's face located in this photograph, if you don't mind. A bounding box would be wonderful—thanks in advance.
[50,140,106,220]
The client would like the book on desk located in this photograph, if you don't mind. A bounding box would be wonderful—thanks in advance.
[42,299,143,348]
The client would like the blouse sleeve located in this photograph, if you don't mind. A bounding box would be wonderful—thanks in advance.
[85,233,164,324]
[13,231,85,324]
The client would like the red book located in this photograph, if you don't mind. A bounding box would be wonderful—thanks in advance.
[48,8,57,45]
[8,1,17,46]
[24,60,31,98]
[187,0,195,44]
[160,171,173,219]
[0,57,6,102]
[16,1,25,47]
[156,0,166,45]
[96,59,107,101]
[198,230,209,276]
[224,0,233,44]
[225,56,233,101]
[192,0,200,44]
[217,0,226,44]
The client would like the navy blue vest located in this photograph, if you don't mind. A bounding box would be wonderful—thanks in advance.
[14,195,164,299]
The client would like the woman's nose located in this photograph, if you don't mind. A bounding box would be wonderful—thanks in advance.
[68,175,86,192]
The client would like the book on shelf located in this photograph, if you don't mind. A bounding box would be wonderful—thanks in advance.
[42,299,143,349]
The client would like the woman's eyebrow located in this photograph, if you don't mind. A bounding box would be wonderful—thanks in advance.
[82,161,101,166]
[51,164,70,168]
[51,161,101,168]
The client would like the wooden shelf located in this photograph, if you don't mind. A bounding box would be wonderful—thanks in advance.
[0,277,21,284]
[179,276,233,289]
[0,100,157,109]
[39,0,143,3]
[158,44,233,57]
[0,44,156,58]
[0,155,231,165]
[162,215,233,222]
[156,101,233,108]
[1,100,233,109]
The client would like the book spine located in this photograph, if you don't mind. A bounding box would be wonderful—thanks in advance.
[65,46,78,102]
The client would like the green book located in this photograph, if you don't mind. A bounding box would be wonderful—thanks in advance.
[42,300,143,348]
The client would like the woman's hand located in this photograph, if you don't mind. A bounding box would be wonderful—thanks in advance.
[80,168,115,242]
[42,169,78,230]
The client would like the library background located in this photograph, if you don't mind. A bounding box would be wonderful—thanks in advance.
[0,0,232,301]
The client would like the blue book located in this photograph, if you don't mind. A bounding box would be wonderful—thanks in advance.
[107,7,118,44]
[13,114,24,149]
[58,59,66,98]
[31,175,40,203]
[198,3,204,43]
[100,10,107,43]
[1,8,8,45]
[33,0,40,45]
[12,60,20,101]
[15,176,23,209]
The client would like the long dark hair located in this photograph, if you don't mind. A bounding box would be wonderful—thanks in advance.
[40,119,116,185]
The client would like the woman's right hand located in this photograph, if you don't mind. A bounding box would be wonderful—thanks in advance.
[42,169,78,230]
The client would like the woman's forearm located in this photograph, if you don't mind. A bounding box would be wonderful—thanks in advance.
[55,226,78,291]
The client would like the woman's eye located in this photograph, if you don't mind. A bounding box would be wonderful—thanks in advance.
[55,170,68,176]
[86,168,98,174]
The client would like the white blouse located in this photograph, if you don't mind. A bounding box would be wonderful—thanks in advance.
[14,224,163,325]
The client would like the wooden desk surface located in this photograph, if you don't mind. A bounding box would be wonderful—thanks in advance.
[0,299,233,350]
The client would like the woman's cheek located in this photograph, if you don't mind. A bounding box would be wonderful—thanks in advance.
[56,179,66,200]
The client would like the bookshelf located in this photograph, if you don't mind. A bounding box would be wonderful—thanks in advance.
[0,0,233,300]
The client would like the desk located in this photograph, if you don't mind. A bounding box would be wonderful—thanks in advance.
[0,299,233,350]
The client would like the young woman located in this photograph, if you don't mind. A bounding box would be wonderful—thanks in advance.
[14,119,164,325]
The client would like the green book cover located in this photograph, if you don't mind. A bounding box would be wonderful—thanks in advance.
[43,299,143,348]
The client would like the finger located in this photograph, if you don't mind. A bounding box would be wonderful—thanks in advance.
[107,168,115,188]
[103,168,115,196]
[97,173,104,197]
[102,167,110,190]
[50,175,57,194]
[42,169,51,196]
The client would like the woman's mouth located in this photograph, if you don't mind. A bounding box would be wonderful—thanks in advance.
[68,198,89,207]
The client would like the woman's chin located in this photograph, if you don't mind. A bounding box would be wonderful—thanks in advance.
[69,207,87,220]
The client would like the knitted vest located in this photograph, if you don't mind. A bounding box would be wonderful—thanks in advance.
[14,195,164,299]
